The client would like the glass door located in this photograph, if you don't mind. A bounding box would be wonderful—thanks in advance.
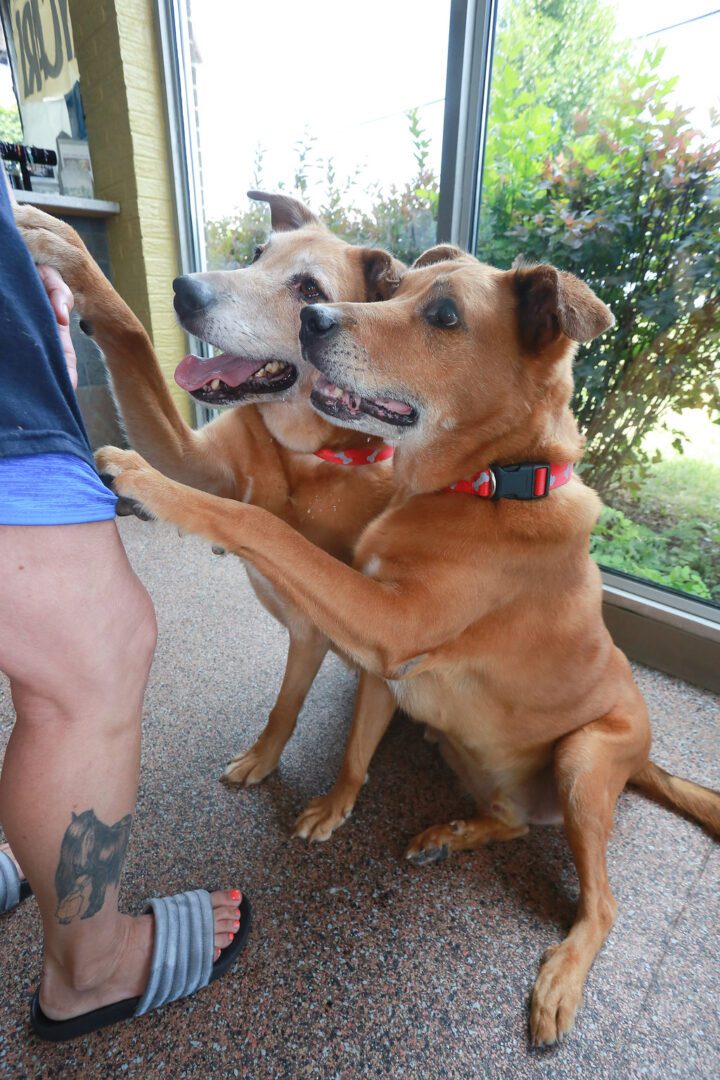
[475,0,720,607]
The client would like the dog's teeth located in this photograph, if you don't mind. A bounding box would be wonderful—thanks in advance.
[210,379,220,390]
[255,365,267,377]
[267,362,280,373]
[331,385,343,398]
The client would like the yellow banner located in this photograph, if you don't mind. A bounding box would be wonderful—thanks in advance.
[9,0,79,105]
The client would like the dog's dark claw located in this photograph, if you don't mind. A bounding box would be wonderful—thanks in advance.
[407,843,449,867]
[98,473,151,520]
[115,495,152,521]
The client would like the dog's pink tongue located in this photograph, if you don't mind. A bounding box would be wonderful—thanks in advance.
[373,397,413,416]
[174,353,261,392]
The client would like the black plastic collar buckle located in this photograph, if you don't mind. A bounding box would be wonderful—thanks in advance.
[491,463,551,500]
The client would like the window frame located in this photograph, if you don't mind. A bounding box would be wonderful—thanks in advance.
[155,0,214,427]
[158,0,720,692]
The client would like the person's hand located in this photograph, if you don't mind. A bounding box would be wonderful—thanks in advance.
[37,264,78,390]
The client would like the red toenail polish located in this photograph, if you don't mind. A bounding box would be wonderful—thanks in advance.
[228,932,234,941]
[233,920,240,929]
[230,889,241,900]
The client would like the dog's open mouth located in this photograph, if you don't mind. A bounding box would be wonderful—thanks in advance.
[174,352,297,405]
[310,375,418,427]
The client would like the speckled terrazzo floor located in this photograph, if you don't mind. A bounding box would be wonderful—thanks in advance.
[1,517,718,1079]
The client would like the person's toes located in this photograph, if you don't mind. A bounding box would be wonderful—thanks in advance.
[209,889,243,959]
[215,928,236,952]
[210,888,242,910]
[214,914,241,935]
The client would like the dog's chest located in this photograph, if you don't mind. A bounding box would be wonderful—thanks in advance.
[387,666,479,733]
[244,564,308,634]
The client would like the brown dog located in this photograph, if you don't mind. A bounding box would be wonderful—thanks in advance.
[15,196,403,836]
[95,244,720,1045]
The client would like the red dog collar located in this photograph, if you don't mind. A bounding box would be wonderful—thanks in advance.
[446,461,573,500]
[315,444,395,466]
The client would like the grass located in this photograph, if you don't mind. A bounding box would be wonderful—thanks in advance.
[590,410,720,601]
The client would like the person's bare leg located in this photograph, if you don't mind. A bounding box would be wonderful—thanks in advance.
[0,521,242,1020]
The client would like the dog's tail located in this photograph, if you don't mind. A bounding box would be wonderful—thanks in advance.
[629,760,720,837]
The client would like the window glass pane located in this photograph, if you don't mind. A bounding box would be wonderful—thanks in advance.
[0,21,23,143]
[187,0,450,268]
[477,0,719,605]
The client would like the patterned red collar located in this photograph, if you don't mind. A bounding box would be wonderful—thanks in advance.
[445,461,573,500]
[314,444,395,466]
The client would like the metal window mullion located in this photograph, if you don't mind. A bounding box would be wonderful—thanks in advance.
[154,0,213,427]
[437,0,499,251]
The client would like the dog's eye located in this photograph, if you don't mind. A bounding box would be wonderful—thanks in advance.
[299,277,324,302]
[431,299,461,328]
[252,245,265,263]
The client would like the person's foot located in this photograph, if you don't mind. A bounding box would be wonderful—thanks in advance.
[0,842,24,881]
[39,889,244,1021]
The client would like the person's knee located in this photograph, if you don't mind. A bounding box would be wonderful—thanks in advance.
[83,576,158,708]
[117,578,158,677]
[11,576,157,728]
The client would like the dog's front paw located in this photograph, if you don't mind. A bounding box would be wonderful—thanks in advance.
[293,788,357,842]
[14,205,88,289]
[95,447,159,515]
[221,740,281,787]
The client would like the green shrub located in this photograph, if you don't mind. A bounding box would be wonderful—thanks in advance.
[478,0,720,491]
[590,506,713,599]
[204,108,439,271]
[0,104,22,142]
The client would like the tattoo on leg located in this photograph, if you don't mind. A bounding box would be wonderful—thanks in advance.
[54,809,132,924]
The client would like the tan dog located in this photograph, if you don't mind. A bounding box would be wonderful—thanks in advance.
[95,244,720,1045]
[15,196,404,837]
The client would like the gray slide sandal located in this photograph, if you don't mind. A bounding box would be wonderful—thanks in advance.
[0,850,32,914]
[30,888,251,1041]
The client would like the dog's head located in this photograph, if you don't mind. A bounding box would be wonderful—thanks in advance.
[173,191,402,409]
[300,245,613,481]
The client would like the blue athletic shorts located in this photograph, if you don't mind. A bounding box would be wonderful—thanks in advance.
[0,453,117,525]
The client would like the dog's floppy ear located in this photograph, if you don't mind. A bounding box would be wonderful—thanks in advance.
[247,190,319,232]
[514,263,614,351]
[359,248,404,301]
[411,244,466,270]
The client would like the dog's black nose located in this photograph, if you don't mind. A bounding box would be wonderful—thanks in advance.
[300,304,340,340]
[173,275,217,318]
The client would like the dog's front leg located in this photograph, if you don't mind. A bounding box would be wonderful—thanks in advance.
[96,448,483,678]
[15,206,230,495]
[294,672,396,841]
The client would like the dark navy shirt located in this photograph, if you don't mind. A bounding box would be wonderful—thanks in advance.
[0,177,94,468]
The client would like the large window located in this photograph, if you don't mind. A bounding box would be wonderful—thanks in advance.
[476,0,719,606]
[164,0,719,684]
[186,0,451,269]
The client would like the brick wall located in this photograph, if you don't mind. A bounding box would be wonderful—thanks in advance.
[69,0,192,422]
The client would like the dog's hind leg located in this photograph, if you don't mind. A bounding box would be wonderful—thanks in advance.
[221,624,329,786]
[294,672,395,842]
[530,707,650,1047]
[406,809,529,866]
